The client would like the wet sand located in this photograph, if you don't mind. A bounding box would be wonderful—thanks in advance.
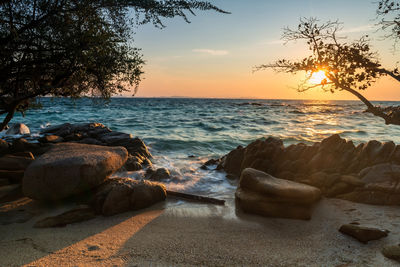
[0,197,399,266]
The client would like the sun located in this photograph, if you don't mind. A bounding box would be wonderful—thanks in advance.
[309,70,329,85]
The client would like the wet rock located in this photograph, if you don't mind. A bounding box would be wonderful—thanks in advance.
[222,145,245,176]
[34,207,96,228]
[5,123,30,135]
[110,137,152,160]
[91,178,166,216]
[0,139,10,155]
[0,154,34,171]
[339,224,389,243]
[382,244,400,262]
[38,135,64,143]
[148,168,171,181]
[23,143,128,201]
[235,168,321,220]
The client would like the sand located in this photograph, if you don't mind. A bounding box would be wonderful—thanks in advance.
[0,197,399,267]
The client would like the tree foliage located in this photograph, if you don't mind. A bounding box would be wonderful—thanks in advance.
[0,0,228,130]
[256,17,400,126]
[377,0,400,44]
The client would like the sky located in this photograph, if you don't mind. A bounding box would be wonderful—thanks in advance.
[130,0,400,100]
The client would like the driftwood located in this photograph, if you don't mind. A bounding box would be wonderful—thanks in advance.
[166,190,225,206]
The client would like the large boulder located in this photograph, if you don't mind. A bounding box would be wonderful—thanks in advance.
[5,123,30,135]
[22,143,128,200]
[91,177,166,216]
[236,168,321,220]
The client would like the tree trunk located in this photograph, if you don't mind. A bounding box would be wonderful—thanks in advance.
[0,106,16,131]
[341,85,397,125]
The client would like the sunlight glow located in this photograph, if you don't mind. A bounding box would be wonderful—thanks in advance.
[309,70,329,85]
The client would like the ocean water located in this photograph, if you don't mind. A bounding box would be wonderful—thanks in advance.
[7,97,400,197]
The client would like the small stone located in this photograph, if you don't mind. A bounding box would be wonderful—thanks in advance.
[148,168,171,181]
[339,224,389,243]
[6,123,30,135]
[87,245,100,251]
[382,244,400,262]
[38,135,64,143]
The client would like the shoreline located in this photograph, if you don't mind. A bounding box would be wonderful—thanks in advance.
[1,198,399,266]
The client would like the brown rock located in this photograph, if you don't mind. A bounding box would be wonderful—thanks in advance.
[22,143,128,200]
[0,184,22,203]
[339,224,389,243]
[34,207,96,228]
[382,244,400,262]
[0,154,34,171]
[38,135,64,143]
[5,123,30,135]
[148,168,171,181]
[0,170,24,183]
[91,178,167,216]
[235,168,321,220]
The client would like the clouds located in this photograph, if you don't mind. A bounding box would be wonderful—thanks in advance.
[192,49,229,56]
[338,24,377,34]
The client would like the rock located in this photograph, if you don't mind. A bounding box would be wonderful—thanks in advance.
[98,131,133,144]
[11,138,40,153]
[5,123,30,135]
[0,178,9,186]
[148,168,171,181]
[337,163,400,205]
[0,209,35,225]
[34,207,96,228]
[91,178,166,216]
[78,138,104,146]
[339,224,389,243]
[42,122,110,138]
[123,155,145,171]
[235,168,321,220]
[0,139,10,155]
[0,184,22,203]
[0,154,34,171]
[38,135,64,143]
[325,182,354,197]
[12,151,34,159]
[382,244,400,262]
[22,143,128,200]
[221,145,245,176]
[0,170,24,183]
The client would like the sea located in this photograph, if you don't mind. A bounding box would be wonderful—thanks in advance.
[6,97,400,198]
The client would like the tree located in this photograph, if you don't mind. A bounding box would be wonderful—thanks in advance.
[0,0,228,130]
[256,17,400,125]
[377,0,400,45]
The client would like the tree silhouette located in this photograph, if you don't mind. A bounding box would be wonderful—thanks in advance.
[256,18,400,125]
[0,0,228,130]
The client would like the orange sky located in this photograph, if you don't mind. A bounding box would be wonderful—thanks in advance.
[131,0,400,101]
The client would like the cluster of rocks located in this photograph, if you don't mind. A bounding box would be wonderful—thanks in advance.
[217,134,400,206]
[0,122,166,227]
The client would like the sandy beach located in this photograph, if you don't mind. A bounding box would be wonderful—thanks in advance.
[0,197,399,267]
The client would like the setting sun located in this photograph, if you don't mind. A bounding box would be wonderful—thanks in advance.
[309,70,329,85]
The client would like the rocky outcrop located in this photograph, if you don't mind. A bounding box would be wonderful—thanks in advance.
[22,143,128,200]
[147,168,171,181]
[91,177,166,216]
[41,122,152,170]
[235,168,321,220]
[219,134,400,206]
[339,224,389,243]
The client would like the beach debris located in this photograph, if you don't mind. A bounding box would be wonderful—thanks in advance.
[339,224,389,243]
[6,123,30,135]
[235,168,321,220]
[34,206,96,228]
[382,244,400,262]
[23,143,128,201]
[166,190,225,205]
[91,178,166,216]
